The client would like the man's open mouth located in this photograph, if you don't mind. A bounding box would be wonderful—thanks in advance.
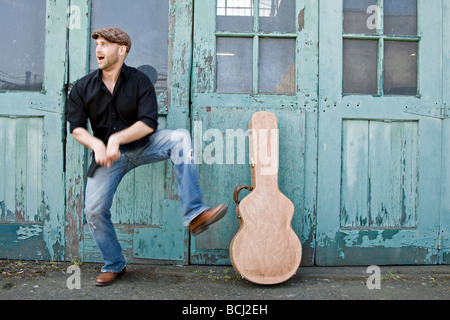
[97,56,105,62]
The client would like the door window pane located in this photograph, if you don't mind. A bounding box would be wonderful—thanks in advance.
[384,41,417,95]
[259,38,295,94]
[217,0,254,32]
[384,0,417,36]
[343,0,418,96]
[343,39,378,95]
[343,0,378,34]
[0,0,46,91]
[216,38,253,93]
[90,0,169,92]
[259,0,296,33]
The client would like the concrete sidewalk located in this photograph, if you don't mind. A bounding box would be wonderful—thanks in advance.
[1,260,449,301]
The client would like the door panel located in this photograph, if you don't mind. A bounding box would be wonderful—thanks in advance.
[65,0,193,264]
[340,120,419,229]
[0,0,67,260]
[0,116,43,222]
[316,0,443,265]
[190,107,312,264]
[190,0,318,265]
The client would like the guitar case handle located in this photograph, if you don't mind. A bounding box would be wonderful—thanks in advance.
[233,185,254,205]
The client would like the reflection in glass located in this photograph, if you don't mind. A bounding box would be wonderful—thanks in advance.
[384,0,417,36]
[216,38,253,93]
[259,38,295,94]
[384,41,417,95]
[0,0,46,91]
[217,0,253,32]
[259,0,295,33]
[343,39,378,95]
[90,0,169,92]
[343,0,378,34]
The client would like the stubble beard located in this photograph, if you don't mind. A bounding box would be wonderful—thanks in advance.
[99,51,120,71]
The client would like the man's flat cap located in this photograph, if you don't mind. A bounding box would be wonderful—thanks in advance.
[92,27,131,53]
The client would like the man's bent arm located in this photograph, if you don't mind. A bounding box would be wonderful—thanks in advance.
[72,127,111,167]
[106,121,155,164]
[108,121,154,147]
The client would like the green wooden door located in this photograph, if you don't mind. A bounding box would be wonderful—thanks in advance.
[190,0,319,265]
[65,0,193,264]
[316,0,446,265]
[0,0,67,260]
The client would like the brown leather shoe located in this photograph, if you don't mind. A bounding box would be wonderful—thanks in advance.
[189,204,228,236]
[95,267,126,286]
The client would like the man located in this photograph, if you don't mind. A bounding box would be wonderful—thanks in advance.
[67,27,227,286]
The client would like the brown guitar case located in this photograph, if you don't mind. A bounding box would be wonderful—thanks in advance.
[230,111,302,285]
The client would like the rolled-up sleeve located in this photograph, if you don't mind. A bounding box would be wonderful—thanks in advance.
[137,75,159,131]
[66,82,88,133]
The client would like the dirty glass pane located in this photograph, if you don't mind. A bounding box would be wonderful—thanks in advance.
[217,0,254,32]
[384,41,417,95]
[259,0,295,33]
[384,0,417,36]
[216,37,253,93]
[343,40,378,95]
[0,0,46,91]
[259,38,295,94]
[90,0,169,92]
[343,0,378,34]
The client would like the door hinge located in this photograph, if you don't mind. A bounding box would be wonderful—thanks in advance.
[404,102,448,119]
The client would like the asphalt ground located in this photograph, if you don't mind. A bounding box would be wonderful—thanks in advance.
[1,260,449,316]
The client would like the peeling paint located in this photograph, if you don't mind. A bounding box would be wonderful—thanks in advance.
[65,179,84,260]
[0,201,5,220]
[298,8,305,32]
[17,225,43,240]
[316,229,440,265]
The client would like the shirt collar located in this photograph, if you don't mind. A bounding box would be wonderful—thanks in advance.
[95,63,128,82]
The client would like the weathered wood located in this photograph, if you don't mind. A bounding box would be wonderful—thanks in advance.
[0,117,43,223]
[65,0,91,261]
[0,0,67,260]
[441,0,450,264]
[3,0,448,266]
[190,0,318,266]
[316,0,444,265]
[340,120,419,228]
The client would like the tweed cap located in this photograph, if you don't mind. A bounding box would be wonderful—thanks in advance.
[92,27,131,53]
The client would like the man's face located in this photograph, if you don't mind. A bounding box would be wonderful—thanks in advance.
[95,37,124,71]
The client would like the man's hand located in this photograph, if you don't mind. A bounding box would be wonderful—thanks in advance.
[92,139,117,168]
[95,121,154,168]
[93,136,121,168]
[72,128,119,168]
[105,134,121,167]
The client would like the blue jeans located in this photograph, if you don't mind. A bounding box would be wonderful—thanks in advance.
[84,129,209,273]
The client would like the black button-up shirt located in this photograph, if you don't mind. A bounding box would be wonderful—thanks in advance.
[67,64,159,177]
